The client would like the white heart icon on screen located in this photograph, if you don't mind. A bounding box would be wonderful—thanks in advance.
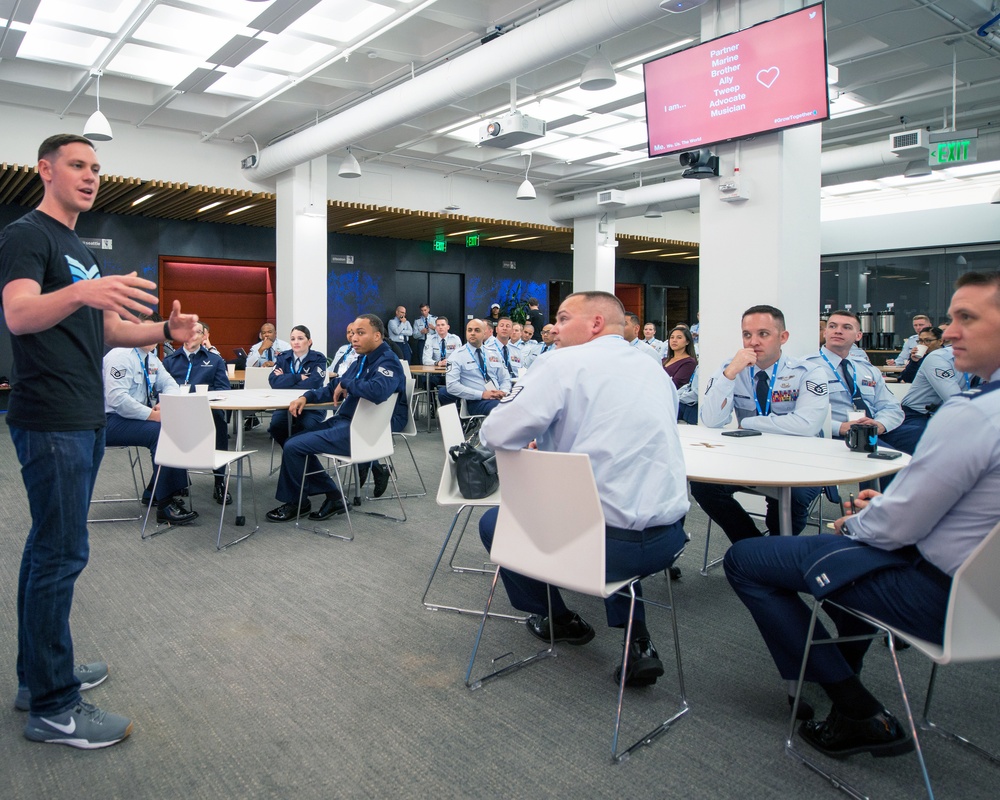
[756,67,780,89]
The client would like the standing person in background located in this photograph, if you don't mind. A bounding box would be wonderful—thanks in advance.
[410,304,436,366]
[268,324,327,451]
[690,311,701,344]
[643,322,664,355]
[387,305,413,363]
[661,325,697,389]
[0,133,198,748]
[485,303,501,332]
[246,322,289,368]
[526,296,545,341]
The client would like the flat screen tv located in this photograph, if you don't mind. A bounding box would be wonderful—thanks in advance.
[644,3,829,157]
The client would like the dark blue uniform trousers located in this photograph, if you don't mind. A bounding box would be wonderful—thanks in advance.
[275,418,352,503]
[723,534,951,683]
[478,507,687,627]
[105,413,186,501]
[689,482,821,542]
[269,408,326,448]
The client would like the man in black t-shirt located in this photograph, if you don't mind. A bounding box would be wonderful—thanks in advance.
[526,297,545,342]
[0,134,198,750]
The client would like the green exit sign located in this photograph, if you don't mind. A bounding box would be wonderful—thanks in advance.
[433,236,447,252]
[466,234,480,247]
[929,129,978,167]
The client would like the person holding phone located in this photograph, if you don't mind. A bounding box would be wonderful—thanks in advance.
[691,305,829,543]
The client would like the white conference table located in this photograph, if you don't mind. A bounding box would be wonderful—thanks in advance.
[677,425,911,536]
[206,388,310,523]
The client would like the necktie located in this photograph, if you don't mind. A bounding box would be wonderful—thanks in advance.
[755,370,771,416]
[265,347,272,362]
[294,357,301,373]
[476,347,486,380]
[970,375,982,389]
[144,353,154,407]
[501,344,511,373]
[840,359,872,416]
[440,338,446,360]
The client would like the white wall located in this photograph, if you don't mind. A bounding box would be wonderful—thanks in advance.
[822,202,1000,254]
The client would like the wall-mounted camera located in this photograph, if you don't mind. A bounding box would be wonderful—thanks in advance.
[679,149,719,179]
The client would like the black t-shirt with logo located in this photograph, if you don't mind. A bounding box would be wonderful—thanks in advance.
[0,210,106,431]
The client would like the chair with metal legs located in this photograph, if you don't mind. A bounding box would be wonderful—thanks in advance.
[785,521,1000,799]
[295,394,405,542]
[465,448,688,764]
[421,404,524,619]
[375,376,425,500]
[141,393,259,550]
[89,446,145,523]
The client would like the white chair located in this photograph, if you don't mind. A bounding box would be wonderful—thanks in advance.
[295,394,405,542]
[887,381,909,401]
[379,376,426,499]
[786,521,1000,799]
[242,366,274,390]
[465,448,688,764]
[458,398,486,443]
[421,404,525,619]
[89,446,145,523]
[141,393,259,550]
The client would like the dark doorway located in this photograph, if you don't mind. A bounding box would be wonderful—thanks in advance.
[395,271,463,331]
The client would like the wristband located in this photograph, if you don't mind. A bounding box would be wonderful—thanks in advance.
[163,320,171,340]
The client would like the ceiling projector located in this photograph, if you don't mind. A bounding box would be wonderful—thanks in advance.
[478,112,546,148]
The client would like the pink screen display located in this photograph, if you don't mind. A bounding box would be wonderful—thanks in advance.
[644,4,829,157]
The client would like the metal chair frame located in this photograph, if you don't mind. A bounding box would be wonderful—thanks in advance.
[89,445,146,523]
[786,521,1000,800]
[464,449,688,764]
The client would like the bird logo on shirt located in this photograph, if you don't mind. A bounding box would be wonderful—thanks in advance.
[65,255,99,282]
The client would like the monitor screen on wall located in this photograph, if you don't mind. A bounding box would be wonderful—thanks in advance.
[643,3,830,157]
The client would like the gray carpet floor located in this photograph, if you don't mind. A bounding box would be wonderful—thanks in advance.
[0,418,996,799]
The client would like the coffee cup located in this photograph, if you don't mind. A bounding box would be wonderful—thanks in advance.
[914,344,928,359]
[194,383,209,395]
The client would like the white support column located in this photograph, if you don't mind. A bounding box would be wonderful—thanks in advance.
[275,156,329,356]
[572,212,618,293]
[698,0,821,395]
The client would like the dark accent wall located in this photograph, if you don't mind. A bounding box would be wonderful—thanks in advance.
[0,203,699,380]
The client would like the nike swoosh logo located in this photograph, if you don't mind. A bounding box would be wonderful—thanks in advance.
[41,716,76,734]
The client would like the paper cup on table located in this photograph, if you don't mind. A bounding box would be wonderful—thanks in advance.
[194,384,209,395]
[227,363,236,379]
[914,344,928,359]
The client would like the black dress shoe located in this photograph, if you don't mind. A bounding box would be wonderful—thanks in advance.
[614,638,665,687]
[799,708,914,759]
[308,496,347,520]
[372,464,390,498]
[266,500,312,522]
[213,484,233,505]
[141,489,153,507]
[156,502,198,526]
[525,613,595,645]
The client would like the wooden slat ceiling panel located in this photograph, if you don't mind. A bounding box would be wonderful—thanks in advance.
[0,162,698,262]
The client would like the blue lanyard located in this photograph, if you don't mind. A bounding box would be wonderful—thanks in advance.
[183,358,193,385]
[750,361,779,416]
[290,353,305,374]
[467,344,489,381]
[354,354,367,378]
[819,349,853,394]
[135,348,154,405]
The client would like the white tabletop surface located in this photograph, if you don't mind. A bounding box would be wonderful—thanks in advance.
[206,388,306,411]
[677,425,910,488]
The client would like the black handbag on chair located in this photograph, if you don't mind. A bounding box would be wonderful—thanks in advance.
[449,442,499,499]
